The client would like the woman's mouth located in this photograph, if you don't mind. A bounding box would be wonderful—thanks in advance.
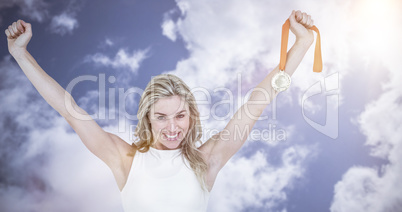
[164,132,180,141]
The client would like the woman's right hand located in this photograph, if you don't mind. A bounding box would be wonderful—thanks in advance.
[4,20,32,57]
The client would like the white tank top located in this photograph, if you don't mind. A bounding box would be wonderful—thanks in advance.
[120,146,210,212]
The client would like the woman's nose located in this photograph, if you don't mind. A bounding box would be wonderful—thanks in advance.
[167,118,178,131]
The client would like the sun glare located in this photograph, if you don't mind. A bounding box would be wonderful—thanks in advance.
[353,0,400,57]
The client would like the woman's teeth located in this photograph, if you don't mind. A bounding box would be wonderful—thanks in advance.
[166,133,178,138]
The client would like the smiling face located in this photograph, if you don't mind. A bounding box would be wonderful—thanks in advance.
[148,95,191,150]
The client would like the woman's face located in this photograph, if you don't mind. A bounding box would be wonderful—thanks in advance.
[148,95,190,150]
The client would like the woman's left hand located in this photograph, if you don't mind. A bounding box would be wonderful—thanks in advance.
[289,10,314,44]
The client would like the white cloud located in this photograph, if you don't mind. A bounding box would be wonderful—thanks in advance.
[105,38,114,46]
[0,0,82,36]
[97,38,116,49]
[330,87,402,211]
[19,0,48,22]
[163,0,289,89]
[28,117,123,212]
[0,0,48,23]
[161,9,178,41]
[87,48,150,74]
[0,56,124,211]
[162,18,178,41]
[330,0,402,211]
[50,12,79,35]
[208,146,313,211]
[331,164,402,212]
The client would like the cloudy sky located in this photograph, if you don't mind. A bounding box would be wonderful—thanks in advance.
[1,0,401,211]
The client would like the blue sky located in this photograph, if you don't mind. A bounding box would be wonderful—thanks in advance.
[1,0,401,211]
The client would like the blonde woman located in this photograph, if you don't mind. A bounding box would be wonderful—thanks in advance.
[5,10,316,211]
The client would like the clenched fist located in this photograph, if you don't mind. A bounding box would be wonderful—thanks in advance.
[289,10,315,44]
[4,20,32,57]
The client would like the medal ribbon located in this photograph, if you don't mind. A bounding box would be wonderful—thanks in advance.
[279,19,322,73]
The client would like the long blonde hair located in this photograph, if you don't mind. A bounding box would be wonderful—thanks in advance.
[133,74,208,190]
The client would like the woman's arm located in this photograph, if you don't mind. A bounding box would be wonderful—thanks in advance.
[248,10,315,109]
[5,20,133,178]
[6,20,76,118]
[200,10,315,170]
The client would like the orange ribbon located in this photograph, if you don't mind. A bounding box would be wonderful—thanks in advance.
[279,19,322,73]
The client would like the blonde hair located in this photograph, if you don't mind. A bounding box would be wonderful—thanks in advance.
[133,74,208,191]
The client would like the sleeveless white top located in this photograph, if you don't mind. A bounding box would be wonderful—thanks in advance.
[120,147,210,212]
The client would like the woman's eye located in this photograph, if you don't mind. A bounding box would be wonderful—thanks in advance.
[177,114,185,118]
[157,116,165,120]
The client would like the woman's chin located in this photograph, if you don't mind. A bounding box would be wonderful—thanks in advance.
[160,139,182,149]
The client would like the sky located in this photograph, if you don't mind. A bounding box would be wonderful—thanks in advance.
[0,0,401,211]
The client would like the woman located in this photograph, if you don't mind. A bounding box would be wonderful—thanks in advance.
[5,10,316,211]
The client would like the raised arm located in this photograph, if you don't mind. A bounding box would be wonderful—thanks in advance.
[5,20,134,189]
[200,10,316,171]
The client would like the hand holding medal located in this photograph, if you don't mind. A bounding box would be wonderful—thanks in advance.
[271,10,322,92]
